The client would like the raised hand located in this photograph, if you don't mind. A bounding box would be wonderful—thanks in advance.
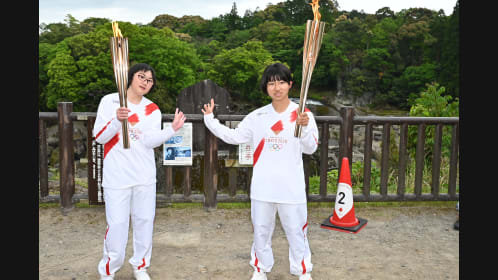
[172,108,187,131]
[201,98,215,115]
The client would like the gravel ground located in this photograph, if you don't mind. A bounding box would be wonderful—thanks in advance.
[39,202,459,280]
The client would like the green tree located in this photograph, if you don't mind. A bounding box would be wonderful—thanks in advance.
[39,43,58,111]
[394,62,437,109]
[205,17,229,41]
[39,22,74,44]
[363,48,392,75]
[39,14,110,45]
[375,7,395,21]
[207,40,274,105]
[45,43,82,110]
[283,24,308,83]
[223,29,251,49]
[408,82,459,160]
[437,1,459,99]
[149,14,180,30]
[196,40,223,63]
[325,14,371,95]
[223,2,242,30]
[344,67,377,97]
[369,17,398,50]
[396,8,438,66]
[40,22,203,112]
[282,0,339,26]
[249,21,292,56]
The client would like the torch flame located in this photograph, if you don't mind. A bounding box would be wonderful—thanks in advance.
[112,21,123,38]
[309,0,321,21]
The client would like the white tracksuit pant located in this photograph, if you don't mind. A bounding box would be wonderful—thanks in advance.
[97,184,156,276]
[249,199,313,276]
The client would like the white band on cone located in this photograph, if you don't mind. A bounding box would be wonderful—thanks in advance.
[335,182,353,219]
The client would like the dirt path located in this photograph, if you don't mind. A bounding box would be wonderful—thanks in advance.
[39,204,459,280]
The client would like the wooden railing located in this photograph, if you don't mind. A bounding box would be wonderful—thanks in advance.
[39,102,459,212]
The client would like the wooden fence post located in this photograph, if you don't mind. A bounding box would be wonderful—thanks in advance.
[319,122,329,198]
[203,127,218,210]
[397,123,408,198]
[431,124,443,198]
[183,166,192,199]
[165,166,173,198]
[414,124,426,198]
[86,116,100,205]
[363,122,373,198]
[338,106,354,173]
[380,123,391,197]
[58,102,75,213]
[448,124,459,199]
[39,119,49,198]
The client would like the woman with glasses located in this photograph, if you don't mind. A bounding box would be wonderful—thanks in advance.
[202,63,318,280]
[94,63,186,280]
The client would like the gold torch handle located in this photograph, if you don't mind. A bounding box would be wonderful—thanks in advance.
[110,35,130,148]
[121,119,129,148]
[294,19,326,138]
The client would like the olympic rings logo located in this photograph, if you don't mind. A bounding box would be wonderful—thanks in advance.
[269,143,283,151]
[130,132,140,141]
[129,128,141,141]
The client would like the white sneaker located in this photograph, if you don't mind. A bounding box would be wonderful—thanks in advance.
[100,274,114,280]
[133,269,151,280]
[251,270,268,280]
[299,273,312,280]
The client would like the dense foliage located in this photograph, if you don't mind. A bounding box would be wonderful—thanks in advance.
[39,0,459,113]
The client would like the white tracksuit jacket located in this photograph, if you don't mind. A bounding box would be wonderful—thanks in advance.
[203,101,319,203]
[92,92,176,189]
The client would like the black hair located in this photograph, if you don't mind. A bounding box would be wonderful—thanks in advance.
[260,63,293,95]
[127,63,157,93]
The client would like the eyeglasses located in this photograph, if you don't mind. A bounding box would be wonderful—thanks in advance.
[267,80,288,88]
[136,73,154,85]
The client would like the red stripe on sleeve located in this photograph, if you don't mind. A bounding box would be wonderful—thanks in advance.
[290,110,297,122]
[290,108,311,123]
[253,138,265,167]
[95,119,113,140]
[104,133,120,159]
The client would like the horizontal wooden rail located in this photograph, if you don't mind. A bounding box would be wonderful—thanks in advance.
[39,103,459,211]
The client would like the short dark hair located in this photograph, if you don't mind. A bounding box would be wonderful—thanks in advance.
[260,63,293,95]
[128,63,157,93]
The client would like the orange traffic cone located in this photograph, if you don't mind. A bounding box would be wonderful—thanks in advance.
[321,157,368,233]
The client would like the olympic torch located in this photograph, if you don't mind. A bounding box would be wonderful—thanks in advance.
[294,0,326,137]
[110,22,130,148]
